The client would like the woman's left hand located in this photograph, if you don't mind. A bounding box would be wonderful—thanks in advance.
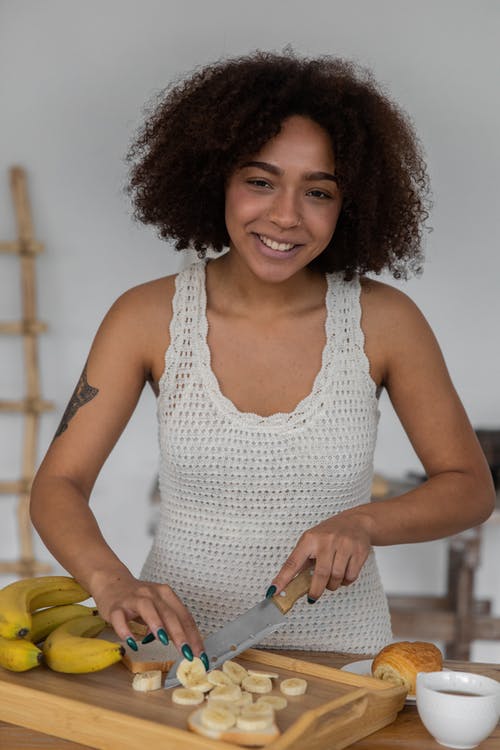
[267,512,372,602]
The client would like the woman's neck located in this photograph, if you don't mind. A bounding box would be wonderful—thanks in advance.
[205,252,326,319]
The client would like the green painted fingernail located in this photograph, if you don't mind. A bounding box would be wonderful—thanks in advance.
[181,643,193,661]
[265,585,277,599]
[157,628,169,646]
[200,652,209,671]
[126,637,138,651]
[307,596,317,604]
[141,633,155,644]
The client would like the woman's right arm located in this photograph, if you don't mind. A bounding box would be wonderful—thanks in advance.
[30,279,205,659]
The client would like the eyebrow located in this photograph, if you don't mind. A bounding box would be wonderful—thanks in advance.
[240,160,338,183]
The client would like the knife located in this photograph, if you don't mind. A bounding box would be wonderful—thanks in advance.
[164,567,313,689]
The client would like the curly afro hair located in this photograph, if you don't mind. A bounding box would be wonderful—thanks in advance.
[127,50,431,280]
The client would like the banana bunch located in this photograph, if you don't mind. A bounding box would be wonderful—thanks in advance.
[0,575,123,674]
[0,575,89,640]
[0,603,100,673]
[42,614,125,673]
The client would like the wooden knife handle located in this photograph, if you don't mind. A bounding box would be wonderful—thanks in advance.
[272,568,313,615]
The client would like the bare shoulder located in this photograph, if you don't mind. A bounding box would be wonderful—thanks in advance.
[359,276,434,338]
[106,274,176,323]
[359,276,441,387]
[360,276,423,316]
[99,274,176,346]
[92,273,177,386]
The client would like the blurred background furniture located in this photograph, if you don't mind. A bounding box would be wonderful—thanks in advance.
[0,167,53,577]
[374,430,500,659]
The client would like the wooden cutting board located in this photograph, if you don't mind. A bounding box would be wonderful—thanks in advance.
[0,648,406,750]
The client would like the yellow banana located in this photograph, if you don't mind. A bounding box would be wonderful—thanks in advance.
[43,614,125,673]
[0,636,42,672]
[30,585,90,611]
[30,604,99,644]
[0,576,89,640]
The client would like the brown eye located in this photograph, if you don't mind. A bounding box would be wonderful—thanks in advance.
[247,178,272,189]
[307,189,332,200]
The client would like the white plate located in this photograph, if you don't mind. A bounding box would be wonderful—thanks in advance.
[340,659,417,702]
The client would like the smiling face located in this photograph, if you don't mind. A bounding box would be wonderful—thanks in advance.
[224,115,342,283]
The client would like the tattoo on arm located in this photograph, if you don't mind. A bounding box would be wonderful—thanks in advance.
[53,364,99,439]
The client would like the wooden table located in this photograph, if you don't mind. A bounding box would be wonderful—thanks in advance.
[1,651,499,749]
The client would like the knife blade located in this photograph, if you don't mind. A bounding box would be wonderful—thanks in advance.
[164,567,313,689]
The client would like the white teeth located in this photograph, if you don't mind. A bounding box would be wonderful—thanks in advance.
[258,235,295,252]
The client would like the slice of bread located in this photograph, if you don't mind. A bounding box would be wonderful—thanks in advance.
[187,707,280,747]
[121,637,179,674]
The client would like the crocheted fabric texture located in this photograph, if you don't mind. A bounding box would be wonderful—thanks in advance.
[141,260,392,653]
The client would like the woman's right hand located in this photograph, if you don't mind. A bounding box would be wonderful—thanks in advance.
[91,572,207,665]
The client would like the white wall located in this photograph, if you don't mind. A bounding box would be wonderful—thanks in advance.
[1,0,499,660]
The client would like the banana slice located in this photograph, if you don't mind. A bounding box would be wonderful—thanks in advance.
[172,687,205,705]
[188,707,281,745]
[192,677,213,692]
[132,670,163,692]
[218,690,254,715]
[280,677,308,696]
[247,668,279,680]
[256,695,288,710]
[239,701,273,717]
[200,704,236,731]
[236,703,275,731]
[207,684,242,703]
[222,659,248,685]
[193,679,213,693]
[176,657,212,691]
[207,669,235,687]
[242,674,273,694]
[235,691,254,709]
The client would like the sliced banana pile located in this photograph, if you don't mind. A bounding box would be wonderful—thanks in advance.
[174,656,308,744]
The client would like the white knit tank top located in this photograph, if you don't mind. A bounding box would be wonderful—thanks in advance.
[141,260,392,653]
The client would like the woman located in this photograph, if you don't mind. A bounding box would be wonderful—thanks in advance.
[30,51,495,668]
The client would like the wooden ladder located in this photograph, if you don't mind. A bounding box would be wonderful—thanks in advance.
[0,166,53,577]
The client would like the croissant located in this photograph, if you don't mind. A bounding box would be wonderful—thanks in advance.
[371,640,443,694]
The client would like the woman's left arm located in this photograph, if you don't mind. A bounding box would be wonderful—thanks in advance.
[268,282,495,601]
[357,281,495,543]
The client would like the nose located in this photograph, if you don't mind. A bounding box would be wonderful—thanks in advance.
[267,190,301,230]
